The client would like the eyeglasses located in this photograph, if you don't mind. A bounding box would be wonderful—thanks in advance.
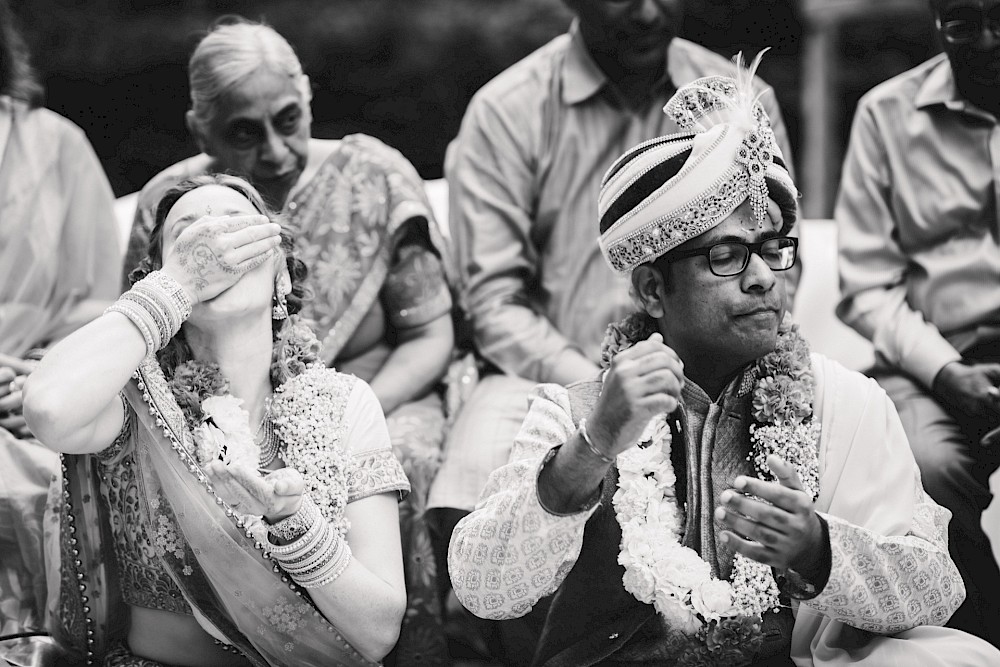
[936,6,1000,45]
[665,237,798,277]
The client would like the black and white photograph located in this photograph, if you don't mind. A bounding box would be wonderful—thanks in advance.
[2,1,999,665]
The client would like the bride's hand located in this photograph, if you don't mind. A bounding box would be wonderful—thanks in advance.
[161,214,282,304]
[205,462,304,522]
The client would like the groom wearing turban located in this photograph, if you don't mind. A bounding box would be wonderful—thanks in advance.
[447,58,999,666]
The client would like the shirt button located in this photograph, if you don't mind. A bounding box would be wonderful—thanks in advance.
[287,201,297,211]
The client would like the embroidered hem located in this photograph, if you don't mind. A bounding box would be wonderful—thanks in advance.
[347,449,411,503]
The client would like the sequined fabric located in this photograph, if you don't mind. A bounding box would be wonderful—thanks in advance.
[103,641,168,667]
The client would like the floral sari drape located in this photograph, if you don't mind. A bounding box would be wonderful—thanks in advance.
[50,357,378,666]
[288,134,453,363]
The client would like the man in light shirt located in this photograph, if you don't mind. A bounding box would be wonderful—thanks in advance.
[835,0,1000,647]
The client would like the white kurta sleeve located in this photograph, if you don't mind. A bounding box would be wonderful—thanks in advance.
[806,470,965,634]
[803,354,965,636]
[447,383,598,620]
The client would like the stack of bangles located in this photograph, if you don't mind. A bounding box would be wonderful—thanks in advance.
[266,495,352,589]
[106,271,193,354]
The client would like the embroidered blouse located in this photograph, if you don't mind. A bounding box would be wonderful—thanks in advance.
[449,362,964,639]
[96,378,409,614]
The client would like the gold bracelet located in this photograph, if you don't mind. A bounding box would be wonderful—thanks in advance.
[579,419,614,464]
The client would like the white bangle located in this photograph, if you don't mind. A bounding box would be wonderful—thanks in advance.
[106,270,192,354]
[106,300,158,355]
[269,516,353,589]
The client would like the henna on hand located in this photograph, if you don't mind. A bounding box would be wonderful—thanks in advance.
[175,224,241,295]
[162,214,280,304]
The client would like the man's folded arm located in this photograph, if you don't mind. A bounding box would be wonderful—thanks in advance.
[447,384,597,620]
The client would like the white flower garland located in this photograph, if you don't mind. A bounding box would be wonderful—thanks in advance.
[189,365,352,538]
[608,317,821,639]
[269,364,351,538]
[192,395,260,469]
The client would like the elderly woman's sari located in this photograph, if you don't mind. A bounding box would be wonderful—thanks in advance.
[50,355,398,666]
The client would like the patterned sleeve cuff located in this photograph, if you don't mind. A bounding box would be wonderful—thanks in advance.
[347,448,411,503]
[383,236,454,329]
[95,395,134,465]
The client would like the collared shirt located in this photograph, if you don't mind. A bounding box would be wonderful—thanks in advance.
[446,22,793,383]
[836,54,1000,388]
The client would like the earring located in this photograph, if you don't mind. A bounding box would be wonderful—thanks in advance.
[272,291,288,320]
[272,271,291,320]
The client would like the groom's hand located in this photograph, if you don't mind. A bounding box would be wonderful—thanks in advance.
[587,332,684,459]
[716,455,827,579]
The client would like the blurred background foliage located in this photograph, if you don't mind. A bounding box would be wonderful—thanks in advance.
[12,0,939,210]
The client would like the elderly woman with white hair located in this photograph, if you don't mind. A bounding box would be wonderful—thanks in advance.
[121,16,457,665]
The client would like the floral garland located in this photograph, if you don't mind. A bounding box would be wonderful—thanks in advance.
[601,312,821,660]
[165,316,349,535]
[270,364,351,538]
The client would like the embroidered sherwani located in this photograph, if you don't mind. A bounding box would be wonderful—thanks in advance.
[448,354,999,666]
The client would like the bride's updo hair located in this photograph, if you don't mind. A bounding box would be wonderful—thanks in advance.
[130,173,311,376]
[187,16,311,132]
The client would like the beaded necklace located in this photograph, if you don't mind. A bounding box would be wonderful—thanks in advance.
[254,398,280,468]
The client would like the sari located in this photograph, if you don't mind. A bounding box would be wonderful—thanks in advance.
[50,356,395,666]
[0,96,119,663]
[123,134,457,665]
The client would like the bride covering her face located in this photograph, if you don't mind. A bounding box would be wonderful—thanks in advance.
[23,174,410,667]
[159,184,288,324]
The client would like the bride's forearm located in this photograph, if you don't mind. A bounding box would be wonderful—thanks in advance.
[271,494,407,661]
[24,311,147,453]
[308,557,407,661]
[43,297,117,343]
